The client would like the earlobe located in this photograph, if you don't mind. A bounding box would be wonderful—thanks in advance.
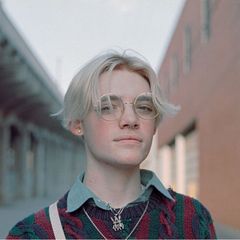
[69,120,84,136]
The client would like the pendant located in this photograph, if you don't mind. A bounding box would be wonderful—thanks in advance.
[110,215,124,231]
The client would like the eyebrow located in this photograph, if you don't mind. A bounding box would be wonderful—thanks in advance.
[100,92,152,98]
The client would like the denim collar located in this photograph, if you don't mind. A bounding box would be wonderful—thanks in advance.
[67,169,174,212]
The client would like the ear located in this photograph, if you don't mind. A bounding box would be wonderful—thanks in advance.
[69,120,84,136]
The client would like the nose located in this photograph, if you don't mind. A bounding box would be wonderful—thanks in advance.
[119,103,140,129]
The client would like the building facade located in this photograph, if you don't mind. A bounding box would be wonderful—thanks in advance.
[0,3,85,205]
[154,0,240,232]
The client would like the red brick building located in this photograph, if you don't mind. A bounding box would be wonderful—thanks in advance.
[157,0,240,232]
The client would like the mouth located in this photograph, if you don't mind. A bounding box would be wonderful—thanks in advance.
[114,136,142,143]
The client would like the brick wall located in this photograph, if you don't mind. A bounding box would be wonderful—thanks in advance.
[157,0,240,229]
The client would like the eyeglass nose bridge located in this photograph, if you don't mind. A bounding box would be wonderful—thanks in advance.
[123,101,134,106]
[95,92,159,121]
[120,101,139,118]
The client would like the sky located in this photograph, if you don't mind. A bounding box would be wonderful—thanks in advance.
[1,0,185,94]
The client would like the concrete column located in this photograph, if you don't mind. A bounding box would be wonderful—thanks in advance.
[35,135,46,197]
[44,134,52,197]
[175,134,186,194]
[0,122,11,204]
[45,133,59,197]
[45,136,52,197]
[54,138,62,195]
[41,132,50,197]
[1,116,23,203]
[17,128,31,198]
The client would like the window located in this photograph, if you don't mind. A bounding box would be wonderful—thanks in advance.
[185,130,199,198]
[159,128,199,198]
[201,0,211,42]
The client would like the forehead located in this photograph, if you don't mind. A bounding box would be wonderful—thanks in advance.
[99,69,150,97]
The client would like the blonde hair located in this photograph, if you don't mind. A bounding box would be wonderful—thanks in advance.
[62,49,179,128]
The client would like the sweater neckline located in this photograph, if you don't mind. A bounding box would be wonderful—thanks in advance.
[81,189,175,221]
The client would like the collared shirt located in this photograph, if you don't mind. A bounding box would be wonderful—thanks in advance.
[67,169,174,213]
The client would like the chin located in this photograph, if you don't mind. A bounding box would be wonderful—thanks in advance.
[114,155,145,168]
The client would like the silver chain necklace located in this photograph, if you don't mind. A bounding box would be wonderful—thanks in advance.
[96,200,127,231]
[109,204,125,231]
[83,200,149,240]
[96,184,145,232]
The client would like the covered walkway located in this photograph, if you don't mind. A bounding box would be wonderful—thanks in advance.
[0,3,85,205]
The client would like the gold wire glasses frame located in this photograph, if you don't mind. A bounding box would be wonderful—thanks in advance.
[94,92,159,121]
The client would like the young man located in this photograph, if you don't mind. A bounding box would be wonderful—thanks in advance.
[7,50,216,239]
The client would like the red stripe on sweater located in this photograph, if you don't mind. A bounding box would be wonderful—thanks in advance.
[183,196,195,238]
[135,214,150,239]
[34,209,55,238]
[93,217,115,239]
[59,208,84,228]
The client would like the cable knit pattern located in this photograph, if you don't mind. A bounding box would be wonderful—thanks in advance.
[6,189,216,239]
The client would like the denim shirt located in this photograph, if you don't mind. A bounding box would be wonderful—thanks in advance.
[67,169,174,212]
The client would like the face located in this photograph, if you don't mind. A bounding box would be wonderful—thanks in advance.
[72,68,157,169]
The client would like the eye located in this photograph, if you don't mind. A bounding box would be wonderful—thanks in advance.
[101,103,119,114]
[136,104,154,113]
[101,104,112,113]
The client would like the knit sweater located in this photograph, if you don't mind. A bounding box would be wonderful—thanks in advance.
[7,189,216,239]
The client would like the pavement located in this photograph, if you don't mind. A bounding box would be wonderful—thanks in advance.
[0,195,58,238]
[214,223,240,239]
[1,196,240,239]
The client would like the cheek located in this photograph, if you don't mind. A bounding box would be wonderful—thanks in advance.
[143,122,156,137]
[85,121,113,145]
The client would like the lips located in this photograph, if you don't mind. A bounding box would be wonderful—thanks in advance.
[114,135,142,142]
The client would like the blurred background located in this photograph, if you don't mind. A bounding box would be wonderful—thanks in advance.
[0,0,239,238]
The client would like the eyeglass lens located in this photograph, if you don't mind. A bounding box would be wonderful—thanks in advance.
[98,93,158,120]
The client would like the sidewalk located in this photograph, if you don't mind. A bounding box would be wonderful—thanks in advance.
[0,196,58,238]
[215,223,240,239]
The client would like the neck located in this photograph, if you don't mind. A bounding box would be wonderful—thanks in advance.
[84,162,142,208]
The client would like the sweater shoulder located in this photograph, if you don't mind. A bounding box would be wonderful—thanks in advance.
[6,206,54,239]
[170,189,213,220]
[169,189,217,239]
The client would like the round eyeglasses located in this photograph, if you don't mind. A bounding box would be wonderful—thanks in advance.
[94,92,159,121]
